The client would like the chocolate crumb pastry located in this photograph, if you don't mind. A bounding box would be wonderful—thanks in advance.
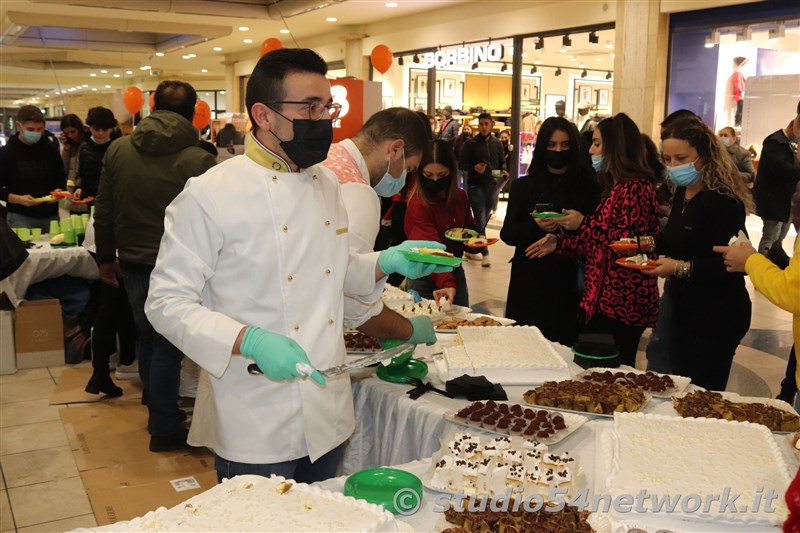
[441,500,595,532]
[523,380,647,415]
[436,316,503,329]
[343,330,382,353]
[673,391,800,432]
[579,370,675,393]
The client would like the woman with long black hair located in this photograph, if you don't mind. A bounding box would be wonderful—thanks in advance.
[500,117,599,346]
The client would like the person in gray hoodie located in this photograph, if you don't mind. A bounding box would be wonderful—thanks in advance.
[94,80,216,452]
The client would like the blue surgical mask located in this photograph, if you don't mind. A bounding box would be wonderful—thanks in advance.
[21,130,42,144]
[667,158,701,187]
[720,136,731,147]
[373,148,407,197]
[591,154,603,172]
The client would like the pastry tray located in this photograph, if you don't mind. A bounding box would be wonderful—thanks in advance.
[442,408,587,446]
[572,367,690,399]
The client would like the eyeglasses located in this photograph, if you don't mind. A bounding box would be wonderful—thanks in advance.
[268,100,342,121]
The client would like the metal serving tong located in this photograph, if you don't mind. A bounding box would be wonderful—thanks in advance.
[247,343,414,378]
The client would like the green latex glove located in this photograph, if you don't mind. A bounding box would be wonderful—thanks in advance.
[407,315,437,346]
[240,327,325,385]
[378,240,455,279]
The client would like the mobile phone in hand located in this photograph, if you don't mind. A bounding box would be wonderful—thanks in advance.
[535,203,555,213]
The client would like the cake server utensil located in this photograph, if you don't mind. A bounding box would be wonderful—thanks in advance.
[247,343,414,378]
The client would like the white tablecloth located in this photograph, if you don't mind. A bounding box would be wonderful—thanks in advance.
[2,240,98,305]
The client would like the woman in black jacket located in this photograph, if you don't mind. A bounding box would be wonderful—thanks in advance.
[500,117,599,346]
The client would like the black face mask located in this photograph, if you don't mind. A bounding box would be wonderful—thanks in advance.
[420,175,451,194]
[501,140,509,147]
[268,108,333,169]
[546,149,571,170]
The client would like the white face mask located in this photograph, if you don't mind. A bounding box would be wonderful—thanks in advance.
[720,136,732,147]
[373,148,407,198]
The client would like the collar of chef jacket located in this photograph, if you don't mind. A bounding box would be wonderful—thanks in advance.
[245,131,292,172]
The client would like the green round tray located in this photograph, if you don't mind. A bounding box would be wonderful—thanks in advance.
[399,250,464,267]
[376,358,428,383]
[444,227,478,242]
[344,467,423,515]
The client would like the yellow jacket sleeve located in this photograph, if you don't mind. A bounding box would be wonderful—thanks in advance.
[745,240,800,315]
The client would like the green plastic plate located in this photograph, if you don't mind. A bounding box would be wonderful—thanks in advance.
[399,250,465,267]
[376,358,428,383]
[530,211,565,219]
[379,339,415,366]
[444,227,478,242]
[344,468,423,514]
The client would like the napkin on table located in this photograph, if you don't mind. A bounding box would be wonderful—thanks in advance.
[446,374,508,401]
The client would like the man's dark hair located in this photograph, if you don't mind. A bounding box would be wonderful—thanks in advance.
[154,80,197,122]
[17,105,45,123]
[245,48,328,132]
[197,140,218,157]
[85,107,117,129]
[414,111,434,141]
[660,109,698,130]
[478,112,493,122]
[355,108,431,158]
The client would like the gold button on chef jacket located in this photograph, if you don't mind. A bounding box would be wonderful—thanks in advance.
[145,153,380,464]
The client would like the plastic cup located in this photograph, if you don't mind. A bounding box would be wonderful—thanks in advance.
[63,228,77,245]
[70,214,82,229]
[90,205,95,218]
[60,218,73,232]
[81,214,90,227]
[10,228,18,236]
[17,228,31,241]
[49,220,60,235]
[31,228,42,241]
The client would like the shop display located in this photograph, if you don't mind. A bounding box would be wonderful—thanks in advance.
[523,380,649,415]
[672,390,800,432]
[603,412,791,526]
[96,474,398,532]
[574,368,690,397]
[441,502,595,533]
[446,400,587,444]
[436,326,570,383]
[425,431,580,497]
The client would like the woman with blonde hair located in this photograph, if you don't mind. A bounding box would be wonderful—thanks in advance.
[645,116,752,391]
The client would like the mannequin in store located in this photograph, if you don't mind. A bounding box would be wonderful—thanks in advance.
[575,102,593,134]
[725,56,748,127]
[555,100,573,123]
[438,105,460,146]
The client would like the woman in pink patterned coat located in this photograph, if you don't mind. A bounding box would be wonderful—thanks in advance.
[529,114,660,365]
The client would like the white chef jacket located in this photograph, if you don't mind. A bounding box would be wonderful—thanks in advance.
[145,148,379,463]
[322,138,385,327]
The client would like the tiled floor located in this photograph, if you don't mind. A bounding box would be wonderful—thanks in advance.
[0,206,796,532]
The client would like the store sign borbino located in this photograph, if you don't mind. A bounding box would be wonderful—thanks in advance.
[422,43,504,68]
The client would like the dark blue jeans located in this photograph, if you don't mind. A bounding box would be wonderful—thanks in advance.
[407,266,469,307]
[645,284,673,374]
[467,184,495,257]
[122,268,185,437]
[214,444,344,484]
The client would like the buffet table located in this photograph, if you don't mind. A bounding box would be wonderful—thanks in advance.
[2,240,98,305]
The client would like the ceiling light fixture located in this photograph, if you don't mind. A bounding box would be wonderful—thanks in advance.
[500,62,508,72]
[534,60,542,65]
[92,88,98,91]
[125,70,133,74]
[326,17,337,22]
[243,39,253,43]
[413,54,420,63]
[90,73,97,77]
[104,84,111,88]
[560,48,567,53]
[398,56,404,65]
[562,34,572,48]
[385,2,398,6]
[589,31,599,44]
[201,69,208,73]
[606,71,612,80]
[213,47,222,51]
[735,27,752,42]
[113,74,120,78]
[530,65,537,74]
[581,69,588,78]
[555,67,562,76]
[605,40,613,49]
[82,84,88,87]
[769,21,785,41]
[238,26,249,31]
[155,52,165,57]
[100,69,108,74]
[280,29,290,34]
[535,37,544,50]
[471,62,478,70]
[140,65,151,70]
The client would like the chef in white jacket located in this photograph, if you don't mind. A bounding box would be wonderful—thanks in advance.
[322,107,432,333]
[145,48,450,483]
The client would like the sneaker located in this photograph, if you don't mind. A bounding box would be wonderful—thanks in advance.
[115,361,139,380]
[464,252,482,261]
[481,255,491,267]
[149,427,192,452]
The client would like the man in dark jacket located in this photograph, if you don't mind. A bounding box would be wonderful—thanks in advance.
[94,80,216,452]
[0,105,66,231]
[458,112,507,267]
[753,101,800,255]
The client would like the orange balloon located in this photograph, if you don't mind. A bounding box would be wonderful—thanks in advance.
[193,100,211,130]
[149,92,155,112]
[371,44,393,74]
[123,86,144,115]
[260,38,283,57]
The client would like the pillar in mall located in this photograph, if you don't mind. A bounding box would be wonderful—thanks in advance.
[612,0,670,139]
[223,60,240,113]
[344,34,369,80]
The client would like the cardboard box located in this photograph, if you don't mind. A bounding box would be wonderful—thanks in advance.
[0,309,16,374]
[14,299,64,369]
[81,454,217,525]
